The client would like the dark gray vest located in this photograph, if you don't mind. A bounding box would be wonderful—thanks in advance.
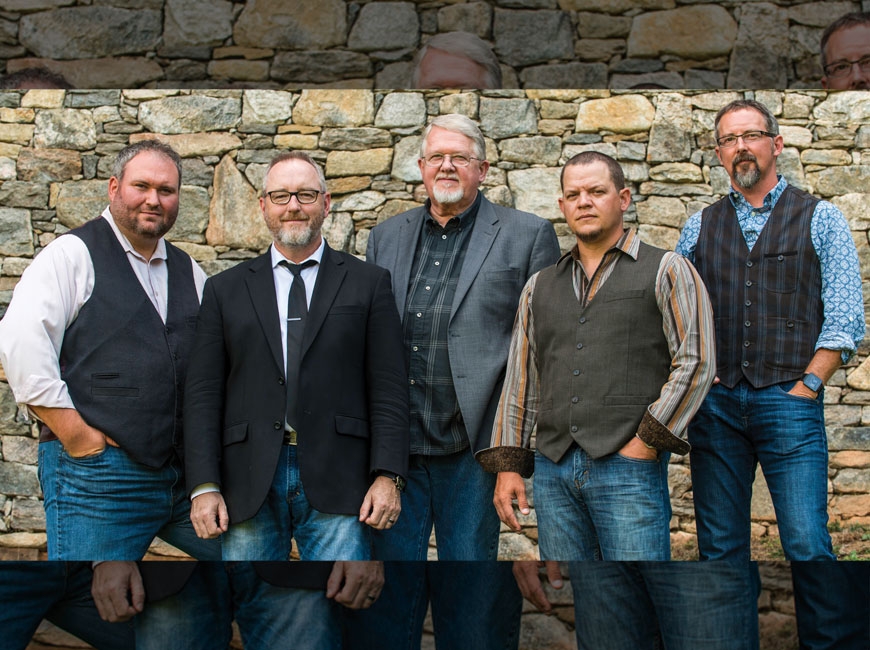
[694,185,822,388]
[532,242,670,462]
[59,217,199,468]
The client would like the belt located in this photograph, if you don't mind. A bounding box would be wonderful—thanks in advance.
[283,428,298,445]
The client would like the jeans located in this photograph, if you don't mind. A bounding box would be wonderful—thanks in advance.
[343,561,522,650]
[0,562,134,650]
[791,561,870,650]
[136,562,340,650]
[38,440,220,561]
[371,448,501,561]
[534,445,672,560]
[222,444,370,560]
[567,561,760,650]
[689,379,835,561]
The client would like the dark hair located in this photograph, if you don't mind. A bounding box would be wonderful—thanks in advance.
[713,99,779,142]
[561,151,626,191]
[0,67,73,90]
[261,151,327,194]
[820,12,870,69]
[112,140,183,185]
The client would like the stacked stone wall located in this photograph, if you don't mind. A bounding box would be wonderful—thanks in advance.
[1,1,869,89]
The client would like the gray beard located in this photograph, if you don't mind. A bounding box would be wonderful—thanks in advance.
[732,156,761,190]
[431,185,465,204]
[276,223,316,248]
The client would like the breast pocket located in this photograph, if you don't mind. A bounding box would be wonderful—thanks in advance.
[763,251,797,294]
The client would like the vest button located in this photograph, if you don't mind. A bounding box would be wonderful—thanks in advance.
[786,321,794,328]
[745,300,751,307]
[742,360,750,367]
[745,280,752,287]
[744,341,750,347]
[746,261,753,267]
[571,425,578,433]
[744,320,751,327]
[572,369,580,376]
[777,254,784,261]
[571,396,579,403]
[576,343,583,349]
[273,421,282,430]
[579,317,587,324]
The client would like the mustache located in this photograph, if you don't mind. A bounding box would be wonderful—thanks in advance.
[733,152,757,165]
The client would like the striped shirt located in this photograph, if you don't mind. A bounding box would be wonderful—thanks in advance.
[485,228,716,464]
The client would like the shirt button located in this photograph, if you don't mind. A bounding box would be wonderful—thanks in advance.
[442,234,447,240]
[571,396,579,404]
[746,261,753,267]
[273,421,282,430]
[576,343,583,349]
[742,360,750,367]
[278,377,285,385]
[744,320,751,327]
[745,300,751,307]
[425,286,431,291]
[416,312,422,318]
[786,321,795,328]
[579,317,587,324]
[434,261,440,266]
[572,369,580,376]
[412,346,418,351]
[777,255,784,261]
[409,379,415,385]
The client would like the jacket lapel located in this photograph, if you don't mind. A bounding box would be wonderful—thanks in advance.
[451,195,500,322]
[302,243,346,357]
[388,209,425,321]
[245,252,285,375]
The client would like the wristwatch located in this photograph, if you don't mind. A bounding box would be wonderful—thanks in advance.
[378,471,407,493]
[801,372,823,393]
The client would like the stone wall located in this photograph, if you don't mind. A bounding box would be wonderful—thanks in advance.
[1,0,869,89]
[0,88,868,563]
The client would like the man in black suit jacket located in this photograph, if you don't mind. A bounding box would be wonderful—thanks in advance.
[183,151,409,560]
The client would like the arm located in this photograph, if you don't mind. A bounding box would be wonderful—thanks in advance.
[626,253,716,458]
[91,562,145,623]
[325,561,384,610]
[674,210,703,263]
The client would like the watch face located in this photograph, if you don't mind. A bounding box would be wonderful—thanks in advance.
[803,373,823,392]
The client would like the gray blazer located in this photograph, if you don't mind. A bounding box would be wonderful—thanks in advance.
[366,194,561,453]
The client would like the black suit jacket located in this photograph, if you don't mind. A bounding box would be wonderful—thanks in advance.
[184,243,409,523]
[140,562,335,602]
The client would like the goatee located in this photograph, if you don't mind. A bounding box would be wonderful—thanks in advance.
[732,153,760,190]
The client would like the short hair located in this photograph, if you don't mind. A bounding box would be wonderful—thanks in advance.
[112,140,182,185]
[560,151,626,192]
[420,114,487,161]
[410,31,502,89]
[820,12,870,69]
[261,151,327,194]
[713,99,779,142]
[0,67,73,90]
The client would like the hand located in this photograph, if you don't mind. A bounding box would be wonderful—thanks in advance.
[65,425,109,458]
[359,475,401,530]
[91,561,145,622]
[788,382,818,399]
[513,561,563,614]
[326,561,384,610]
[617,436,658,461]
[493,471,529,532]
[30,405,114,458]
[190,491,229,539]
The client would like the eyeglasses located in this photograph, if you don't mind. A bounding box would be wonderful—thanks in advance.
[716,130,777,148]
[422,153,481,167]
[824,55,870,79]
[266,190,322,205]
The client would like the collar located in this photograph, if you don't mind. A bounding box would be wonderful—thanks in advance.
[270,237,325,269]
[728,174,787,212]
[103,207,168,262]
[568,227,638,264]
[424,191,482,231]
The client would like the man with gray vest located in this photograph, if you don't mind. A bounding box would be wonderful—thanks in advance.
[0,140,219,562]
[478,151,716,560]
[676,99,866,649]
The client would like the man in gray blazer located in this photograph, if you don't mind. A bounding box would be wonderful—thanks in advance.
[346,114,560,649]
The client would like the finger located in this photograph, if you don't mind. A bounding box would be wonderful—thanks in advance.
[129,566,146,613]
[494,495,521,532]
[516,487,530,516]
[325,563,344,599]
[359,493,373,523]
[544,561,563,589]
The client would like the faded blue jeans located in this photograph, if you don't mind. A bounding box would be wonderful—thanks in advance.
[38,440,219,561]
[135,562,340,650]
[534,445,672,560]
[567,561,760,650]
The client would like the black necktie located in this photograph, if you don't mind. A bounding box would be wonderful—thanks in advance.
[280,259,316,430]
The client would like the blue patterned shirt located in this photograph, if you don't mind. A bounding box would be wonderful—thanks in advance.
[676,175,864,361]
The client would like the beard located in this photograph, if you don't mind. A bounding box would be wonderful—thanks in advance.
[272,214,324,248]
[111,200,176,241]
[732,152,761,190]
[431,176,465,204]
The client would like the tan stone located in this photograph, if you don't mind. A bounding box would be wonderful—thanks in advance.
[0,124,34,145]
[0,108,35,124]
[292,90,375,127]
[233,0,347,49]
[627,6,737,59]
[274,134,318,150]
[16,148,81,182]
[831,451,870,469]
[169,242,217,261]
[208,60,270,82]
[130,132,243,158]
[213,46,275,60]
[538,120,574,135]
[831,494,870,517]
[0,143,22,158]
[846,355,870,390]
[575,95,655,134]
[206,155,271,250]
[0,533,46,548]
[55,180,109,229]
[277,124,321,135]
[325,149,392,177]
[326,176,371,195]
[20,90,64,109]
[648,163,703,183]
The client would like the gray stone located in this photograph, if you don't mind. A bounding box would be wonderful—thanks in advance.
[19,8,161,59]
[635,196,687,228]
[684,70,726,89]
[55,180,108,229]
[833,468,870,494]
[0,462,39,497]
[293,90,374,127]
[438,93,479,119]
[168,186,211,244]
[33,110,96,151]
[808,166,870,197]
[780,126,813,149]
[776,148,808,192]
[207,155,271,251]
[0,157,15,182]
[828,427,870,451]
[374,93,426,128]
[348,3,419,52]
[610,71,684,89]
[2,257,31,277]
[638,224,680,251]
[242,90,293,126]
[271,51,373,83]
[321,212,354,253]
[138,96,242,134]
[610,59,664,74]
[0,381,29,436]
[496,531,538,561]
[789,1,855,27]
[649,163,703,183]
[833,194,870,231]
[391,135,423,183]
[728,3,789,89]
[10,498,44,532]
[576,12,632,38]
[627,6,736,59]
[375,62,415,89]
[562,142,617,161]
[617,141,647,162]
[1,436,37,465]
[620,161,651,184]
[638,182,712,197]
[200,259,241,277]
[648,93,692,163]
[518,612,575,650]
[499,136,561,166]
[16,148,81,182]
[0,183,47,210]
[320,128,392,151]
[234,0,347,50]
[437,3,492,38]
[479,98,537,139]
[508,167,562,222]
[575,95,655,134]
[801,149,852,166]
[181,158,215,187]
[813,92,870,126]
[520,63,608,89]
[709,166,731,196]
[164,0,234,49]
[331,191,386,212]
[66,91,121,109]
[493,9,574,67]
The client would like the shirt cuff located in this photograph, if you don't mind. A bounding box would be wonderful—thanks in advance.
[636,410,690,456]
[475,446,535,478]
[190,483,220,500]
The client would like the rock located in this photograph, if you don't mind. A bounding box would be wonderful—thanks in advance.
[649,163,703,183]
[16,148,81,182]
[292,90,374,127]
[648,93,692,163]
[19,7,161,59]
[479,98,537,139]
[0,157,14,181]
[378,199,421,222]
[437,3,493,38]
[0,462,39,496]
[208,60,270,82]
[519,62,608,89]
[830,494,870,518]
[242,90,294,126]
[508,167,562,222]
[271,51,373,84]
[234,0,347,50]
[750,466,777,521]
[728,3,790,89]
[635,196,686,228]
[494,9,574,67]
[391,135,423,183]
[575,95,655,134]
[207,155,271,250]
[518,612,575,650]
[0,124,34,146]
[33,110,96,151]
[1,435,37,465]
[0,182,47,210]
[321,212,354,252]
[54,180,108,229]
[347,3,419,52]
[327,176,371,195]
[331,191,386,212]
[8,57,163,89]
[833,469,870,494]
[499,136,561,166]
[326,149,392,177]
[20,90,63,109]
[164,0,234,49]
[801,149,851,166]
[831,451,870,469]
[138,95,242,134]
[320,127,391,151]
[439,93,479,119]
[808,166,870,197]
[558,0,673,10]
[813,91,870,126]
[834,193,870,231]
[638,224,680,251]
[11,498,44,532]
[129,132,243,158]
[497,531,538,560]
[779,126,813,149]
[576,11,632,38]
[171,186,211,244]
[0,532,45,548]
[627,6,736,59]
[374,93,426,129]
[170,242,217,262]
[274,134,318,150]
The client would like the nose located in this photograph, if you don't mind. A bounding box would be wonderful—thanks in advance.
[144,187,160,205]
[577,191,592,207]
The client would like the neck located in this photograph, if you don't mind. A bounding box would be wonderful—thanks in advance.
[429,191,477,226]
[275,234,322,264]
[123,231,159,261]
[575,229,623,278]
[736,174,778,209]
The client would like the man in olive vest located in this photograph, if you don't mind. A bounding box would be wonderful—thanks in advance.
[477,151,716,560]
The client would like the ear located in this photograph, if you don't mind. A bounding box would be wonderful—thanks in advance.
[618,187,632,212]
[477,159,489,184]
[322,191,331,216]
[772,134,784,157]
[107,175,119,201]
[714,145,723,166]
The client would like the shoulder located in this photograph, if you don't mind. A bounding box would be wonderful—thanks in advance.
[485,198,550,229]
[331,249,390,277]
[371,205,424,235]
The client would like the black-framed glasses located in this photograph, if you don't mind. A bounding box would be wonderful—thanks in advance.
[824,55,870,79]
[716,130,777,148]
[422,153,481,167]
[266,190,322,205]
